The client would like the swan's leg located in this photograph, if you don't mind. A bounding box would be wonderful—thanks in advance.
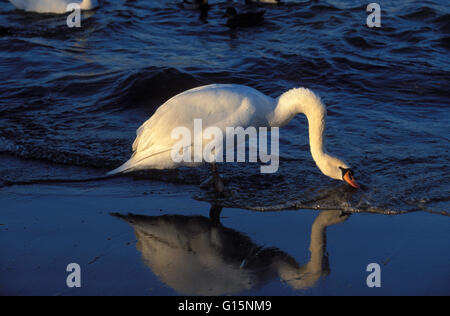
[210,162,224,194]
[209,204,223,226]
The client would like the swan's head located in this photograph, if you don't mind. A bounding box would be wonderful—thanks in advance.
[317,156,359,188]
[328,161,359,188]
[339,166,359,188]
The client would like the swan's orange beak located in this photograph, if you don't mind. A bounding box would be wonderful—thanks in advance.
[343,170,359,189]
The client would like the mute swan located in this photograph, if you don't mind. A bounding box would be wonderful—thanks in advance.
[108,84,359,191]
[9,0,98,14]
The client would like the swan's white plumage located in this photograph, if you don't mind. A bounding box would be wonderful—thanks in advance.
[109,84,351,181]
[110,84,274,174]
[9,0,98,14]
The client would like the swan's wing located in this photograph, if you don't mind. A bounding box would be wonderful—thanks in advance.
[108,84,274,174]
[132,84,273,153]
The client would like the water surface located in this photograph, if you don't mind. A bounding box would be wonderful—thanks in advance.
[0,0,449,295]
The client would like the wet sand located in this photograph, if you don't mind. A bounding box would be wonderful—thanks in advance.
[0,175,448,296]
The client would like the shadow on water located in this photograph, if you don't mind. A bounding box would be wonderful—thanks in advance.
[111,205,350,295]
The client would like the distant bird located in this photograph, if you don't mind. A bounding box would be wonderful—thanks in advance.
[245,0,281,4]
[224,7,265,28]
[181,0,210,22]
[181,0,210,11]
[108,84,360,193]
[8,0,98,14]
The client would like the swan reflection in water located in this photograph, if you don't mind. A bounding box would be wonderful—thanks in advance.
[112,206,349,295]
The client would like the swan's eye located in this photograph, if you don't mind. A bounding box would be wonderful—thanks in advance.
[339,166,349,178]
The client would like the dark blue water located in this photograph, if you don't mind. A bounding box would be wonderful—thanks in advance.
[0,0,449,214]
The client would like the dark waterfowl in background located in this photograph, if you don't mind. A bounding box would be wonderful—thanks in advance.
[181,0,210,11]
[181,0,210,22]
[224,7,265,28]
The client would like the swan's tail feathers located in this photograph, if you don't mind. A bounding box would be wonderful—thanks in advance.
[106,146,175,176]
[106,159,136,176]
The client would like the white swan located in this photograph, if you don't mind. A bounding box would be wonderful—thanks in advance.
[109,84,359,190]
[9,0,98,14]
[246,0,281,4]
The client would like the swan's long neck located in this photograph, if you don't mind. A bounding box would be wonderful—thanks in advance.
[275,210,331,289]
[268,88,346,180]
[269,88,327,159]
